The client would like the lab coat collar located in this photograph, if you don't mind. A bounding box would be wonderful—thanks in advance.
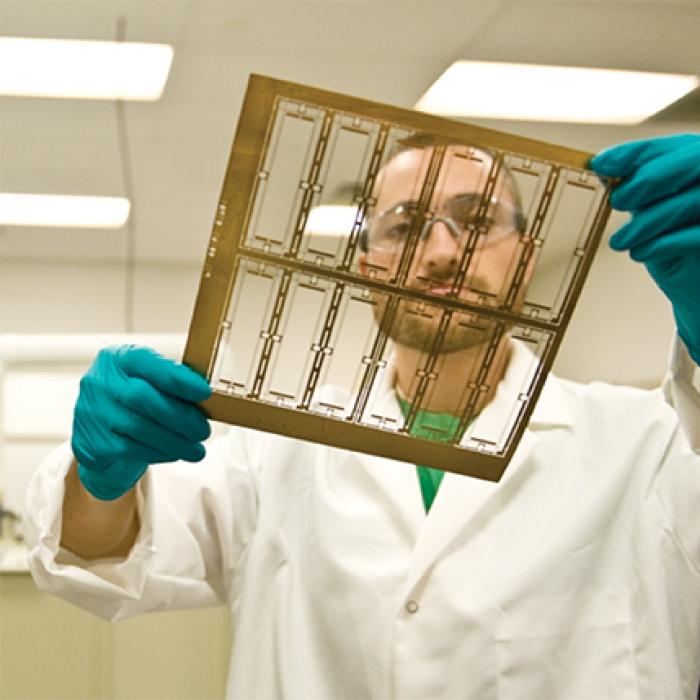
[518,353,574,431]
[367,339,574,435]
[358,340,575,593]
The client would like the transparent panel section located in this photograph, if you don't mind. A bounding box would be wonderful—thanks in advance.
[504,154,552,228]
[461,323,554,455]
[362,138,442,284]
[211,258,282,396]
[308,283,386,418]
[409,146,497,295]
[522,169,604,322]
[395,303,505,445]
[298,115,379,267]
[357,296,501,436]
[353,297,552,457]
[364,143,557,311]
[244,100,325,253]
[403,310,501,416]
[257,273,333,406]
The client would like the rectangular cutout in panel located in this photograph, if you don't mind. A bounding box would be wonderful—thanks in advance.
[524,171,604,321]
[299,117,378,266]
[463,326,553,455]
[259,275,330,406]
[212,259,282,396]
[504,155,552,223]
[310,285,385,415]
[244,103,324,253]
[184,75,612,482]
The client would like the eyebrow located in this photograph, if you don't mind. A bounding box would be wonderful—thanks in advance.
[440,192,485,209]
[384,192,484,215]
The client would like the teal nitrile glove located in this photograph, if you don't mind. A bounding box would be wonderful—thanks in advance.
[589,134,700,365]
[71,345,212,501]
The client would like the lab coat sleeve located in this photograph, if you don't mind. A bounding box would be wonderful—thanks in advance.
[653,334,700,575]
[24,428,260,622]
[663,334,700,453]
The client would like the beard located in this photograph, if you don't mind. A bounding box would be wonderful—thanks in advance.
[372,295,497,354]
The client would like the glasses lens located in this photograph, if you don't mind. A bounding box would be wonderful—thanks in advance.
[369,204,416,251]
[367,198,518,252]
[447,198,517,243]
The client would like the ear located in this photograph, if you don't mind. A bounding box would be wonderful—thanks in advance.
[357,252,369,277]
[522,236,537,286]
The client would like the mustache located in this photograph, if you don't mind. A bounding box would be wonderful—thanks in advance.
[406,275,487,293]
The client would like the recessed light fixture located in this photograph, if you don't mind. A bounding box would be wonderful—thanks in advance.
[0,194,131,228]
[0,36,173,100]
[305,205,360,236]
[415,61,699,124]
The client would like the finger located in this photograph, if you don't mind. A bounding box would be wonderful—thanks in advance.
[71,422,121,473]
[116,346,212,403]
[73,426,197,474]
[589,134,699,178]
[112,433,206,466]
[111,375,211,443]
[644,257,684,282]
[627,225,700,263]
[77,461,148,501]
[107,405,207,463]
[609,140,700,211]
[609,184,700,250]
[109,435,180,468]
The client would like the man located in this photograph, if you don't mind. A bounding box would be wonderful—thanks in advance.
[25,134,700,698]
[357,141,531,421]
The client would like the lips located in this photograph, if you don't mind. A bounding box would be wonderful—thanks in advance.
[421,278,459,294]
[426,285,454,295]
[407,279,474,298]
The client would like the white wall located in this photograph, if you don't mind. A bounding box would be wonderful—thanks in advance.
[0,259,201,333]
[554,211,674,388]
[0,332,188,523]
[1,225,675,390]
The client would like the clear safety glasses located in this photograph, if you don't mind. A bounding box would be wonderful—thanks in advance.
[183,75,613,482]
[366,196,523,254]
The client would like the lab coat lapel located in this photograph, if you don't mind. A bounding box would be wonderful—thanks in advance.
[353,368,425,541]
[401,350,575,594]
[402,430,541,594]
[354,452,425,543]
[335,342,575,580]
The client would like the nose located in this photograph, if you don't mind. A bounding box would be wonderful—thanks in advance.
[418,219,460,275]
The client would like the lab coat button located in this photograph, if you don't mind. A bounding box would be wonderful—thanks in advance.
[405,600,419,614]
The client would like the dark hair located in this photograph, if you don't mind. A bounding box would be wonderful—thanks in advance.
[358,136,527,252]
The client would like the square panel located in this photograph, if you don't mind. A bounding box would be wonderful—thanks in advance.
[184,75,612,481]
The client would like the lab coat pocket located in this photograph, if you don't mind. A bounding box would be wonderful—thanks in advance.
[495,591,639,700]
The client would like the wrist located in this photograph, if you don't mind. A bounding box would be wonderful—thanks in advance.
[77,460,147,501]
[674,308,700,366]
[61,461,140,559]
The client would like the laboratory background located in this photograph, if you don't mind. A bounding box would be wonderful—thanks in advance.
[1,0,699,697]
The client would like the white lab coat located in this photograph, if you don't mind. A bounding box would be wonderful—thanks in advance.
[24,337,700,699]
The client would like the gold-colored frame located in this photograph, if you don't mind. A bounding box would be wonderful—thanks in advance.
[184,74,611,482]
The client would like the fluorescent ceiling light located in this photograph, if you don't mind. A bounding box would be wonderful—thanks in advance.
[415,61,699,124]
[306,205,360,236]
[0,37,173,100]
[0,194,130,228]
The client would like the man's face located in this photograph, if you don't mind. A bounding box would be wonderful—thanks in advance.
[358,145,530,353]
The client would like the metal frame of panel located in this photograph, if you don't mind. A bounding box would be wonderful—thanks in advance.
[183,74,612,482]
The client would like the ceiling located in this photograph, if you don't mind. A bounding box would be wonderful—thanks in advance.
[0,0,699,267]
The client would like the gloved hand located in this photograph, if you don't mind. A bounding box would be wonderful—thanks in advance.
[589,134,700,365]
[72,345,212,501]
